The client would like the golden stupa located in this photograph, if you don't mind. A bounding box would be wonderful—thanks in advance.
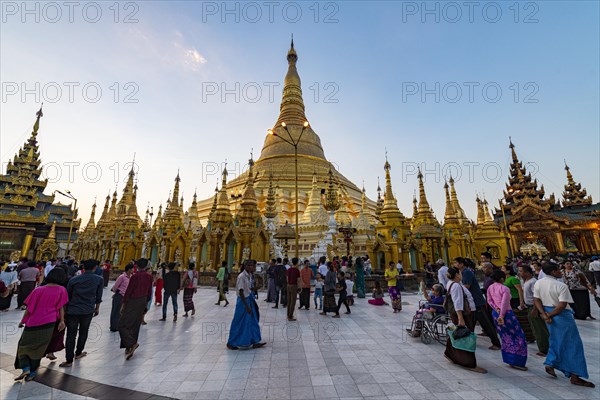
[195,40,376,226]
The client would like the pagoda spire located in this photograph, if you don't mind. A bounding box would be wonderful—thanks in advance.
[562,161,592,207]
[444,181,459,226]
[412,169,438,228]
[238,156,261,228]
[448,175,467,224]
[274,36,307,127]
[381,156,403,216]
[108,189,118,220]
[264,171,278,220]
[476,195,485,225]
[98,193,110,222]
[85,201,97,231]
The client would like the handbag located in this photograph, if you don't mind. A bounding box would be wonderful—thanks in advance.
[594,295,600,308]
[453,325,471,340]
[447,328,477,352]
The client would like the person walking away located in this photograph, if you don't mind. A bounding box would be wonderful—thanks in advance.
[215,261,230,306]
[589,256,600,289]
[118,258,152,360]
[273,258,287,309]
[345,273,355,306]
[160,262,180,321]
[333,271,350,317]
[519,264,549,357]
[266,259,277,303]
[443,267,487,373]
[17,261,39,309]
[226,260,265,350]
[182,262,198,317]
[533,262,595,388]
[59,259,103,368]
[44,268,70,361]
[455,257,501,350]
[299,260,313,310]
[321,263,338,315]
[286,258,301,321]
[14,268,68,381]
[110,263,133,332]
[562,261,596,320]
[502,265,535,342]
[487,269,528,370]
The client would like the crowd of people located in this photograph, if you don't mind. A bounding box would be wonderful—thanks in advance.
[1,251,597,389]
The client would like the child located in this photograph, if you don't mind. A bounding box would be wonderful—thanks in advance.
[314,273,324,310]
[345,273,354,306]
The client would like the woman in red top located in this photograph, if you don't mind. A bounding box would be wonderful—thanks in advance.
[14,268,68,381]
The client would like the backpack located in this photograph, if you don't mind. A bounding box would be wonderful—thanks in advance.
[443,282,472,315]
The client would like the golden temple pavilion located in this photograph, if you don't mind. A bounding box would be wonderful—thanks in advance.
[0,106,80,260]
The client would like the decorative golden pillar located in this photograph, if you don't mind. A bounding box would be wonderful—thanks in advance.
[21,232,34,257]
[555,232,565,252]
[592,231,600,252]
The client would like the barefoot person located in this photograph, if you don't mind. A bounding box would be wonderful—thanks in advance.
[226,260,265,350]
[533,262,595,388]
[118,258,152,360]
[14,268,68,381]
[443,267,487,374]
[60,259,103,368]
[215,261,230,307]
[487,270,528,371]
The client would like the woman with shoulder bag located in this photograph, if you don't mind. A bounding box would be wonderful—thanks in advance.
[443,267,487,373]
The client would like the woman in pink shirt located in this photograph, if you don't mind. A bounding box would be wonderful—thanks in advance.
[487,269,528,371]
[14,268,68,381]
[110,263,133,332]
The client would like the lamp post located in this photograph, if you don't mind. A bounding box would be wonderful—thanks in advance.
[54,190,77,257]
[268,121,310,258]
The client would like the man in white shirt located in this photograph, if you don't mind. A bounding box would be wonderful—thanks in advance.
[318,256,328,277]
[589,256,600,289]
[519,264,548,356]
[437,263,449,289]
[533,262,595,388]
[396,261,404,274]
[44,259,56,277]
[227,260,265,350]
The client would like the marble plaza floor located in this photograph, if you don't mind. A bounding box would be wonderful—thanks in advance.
[1,286,599,400]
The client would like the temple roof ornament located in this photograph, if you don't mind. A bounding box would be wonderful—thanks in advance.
[562,161,592,207]
[499,138,556,215]
[412,169,441,235]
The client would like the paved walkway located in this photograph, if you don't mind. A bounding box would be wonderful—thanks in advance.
[1,286,598,399]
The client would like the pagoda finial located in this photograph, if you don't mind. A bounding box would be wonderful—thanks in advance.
[33,103,44,134]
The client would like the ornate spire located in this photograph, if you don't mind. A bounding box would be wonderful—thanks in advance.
[444,181,459,227]
[108,190,118,220]
[501,138,555,214]
[476,195,485,225]
[562,161,592,207]
[264,171,278,220]
[47,219,56,240]
[412,169,439,229]
[238,156,261,228]
[259,40,326,160]
[301,168,326,224]
[448,175,467,224]
[412,192,418,218]
[85,201,97,231]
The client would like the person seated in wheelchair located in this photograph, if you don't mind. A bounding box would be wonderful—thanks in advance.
[406,284,445,337]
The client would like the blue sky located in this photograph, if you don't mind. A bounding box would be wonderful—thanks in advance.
[1,1,598,223]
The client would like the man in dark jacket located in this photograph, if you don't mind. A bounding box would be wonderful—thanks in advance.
[273,258,287,308]
[160,262,181,322]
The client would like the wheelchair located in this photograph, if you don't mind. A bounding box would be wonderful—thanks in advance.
[406,300,449,345]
